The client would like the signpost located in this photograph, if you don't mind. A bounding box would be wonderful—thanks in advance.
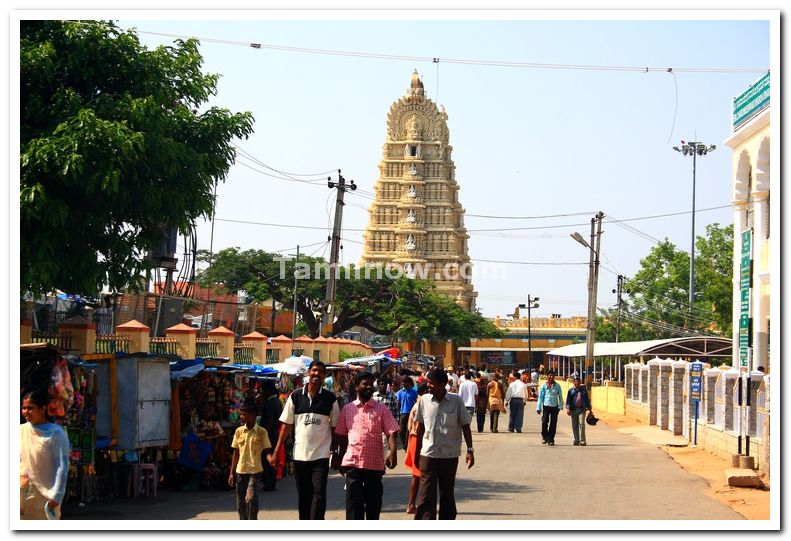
[738,230,753,456]
[689,361,703,446]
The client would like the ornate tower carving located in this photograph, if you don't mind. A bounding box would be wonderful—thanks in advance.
[361,71,477,310]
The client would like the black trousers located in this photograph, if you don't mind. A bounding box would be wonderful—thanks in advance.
[345,468,384,520]
[399,414,410,450]
[414,456,459,520]
[541,406,560,443]
[234,472,260,520]
[261,450,277,490]
[293,458,329,520]
[476,411,486,433]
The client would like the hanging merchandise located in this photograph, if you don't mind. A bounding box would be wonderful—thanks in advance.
[48,356,74,419]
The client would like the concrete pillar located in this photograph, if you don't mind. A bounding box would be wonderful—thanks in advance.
[21,316,33,345]
[702,368,719,424]
[669,361,687,436]
[722,368,740,431]
[116,319,150,354]
[242,331,267,364]
[294,336,314,359]
[208,325,235,361]
[752,194,769,372]
[166,323,197,360]
[732,202,746,368]
[658,360,672,430]
[270,335,293,361]
[445,340,454,365]
[747,371,764,437]
[647,359,660,426]
[640,364,649,404]
[763,374,770,478]
[59,315,96,355]
[313,336,329,364]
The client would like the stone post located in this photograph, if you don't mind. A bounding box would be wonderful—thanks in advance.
[208,325,235,361]
[762,375,770,478]
[632,363,640,400]
[647,359,660,426]
[242,331,267,364]
[59,315,96,355]
[702,368,719,424]
[623,365,632,399]
[116,319,150,354]
[658,360,672,430]
[166,323,197,360]
[748,371,764,437]
[640,364,649,404]
[722,368,740,431]
[669,361,687,436]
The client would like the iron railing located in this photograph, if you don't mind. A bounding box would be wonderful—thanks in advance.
[195,338,220,358]
[31,330,73,350]
[233,344,255,364]
[149,337,179,356]
[94,335,131,354]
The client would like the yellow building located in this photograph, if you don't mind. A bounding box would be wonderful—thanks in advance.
[724,72,771,372]
[360,71,477,310]
[459,315,586,370]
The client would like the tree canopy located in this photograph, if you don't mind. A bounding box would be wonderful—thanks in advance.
[596,223,734,341]
[196,247,502,342]
[20,20,254,296]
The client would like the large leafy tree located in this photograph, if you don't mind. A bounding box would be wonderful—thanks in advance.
[196,247,502,341]
[20,21,254,295]
[599,223,733,340]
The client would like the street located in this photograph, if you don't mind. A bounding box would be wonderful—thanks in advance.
[62,411,743,522]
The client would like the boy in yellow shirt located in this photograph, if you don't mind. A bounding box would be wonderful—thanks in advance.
[228,397,272,520]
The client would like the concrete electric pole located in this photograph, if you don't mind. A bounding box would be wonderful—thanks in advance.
[322,170,356,336]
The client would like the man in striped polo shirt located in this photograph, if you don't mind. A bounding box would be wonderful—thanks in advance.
[270,360,340,520]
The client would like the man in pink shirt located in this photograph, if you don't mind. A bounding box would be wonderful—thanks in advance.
[332,371,400,520]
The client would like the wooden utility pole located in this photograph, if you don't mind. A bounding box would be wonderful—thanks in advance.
[322,170,356,336]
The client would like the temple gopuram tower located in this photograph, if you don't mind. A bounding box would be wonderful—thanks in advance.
[360,71,477,311]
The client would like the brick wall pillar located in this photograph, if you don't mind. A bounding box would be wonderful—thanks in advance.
[640,364,649,404]
[166,323,197,360]
[60,315,96,355]
[658,360,672,430]
[208,325,235,361]
[668,361,687,435]
[703,368,719,424]
[722,368,739,430]
[647,359,660,426]
[243,332,268,364]
[116,319,150,354]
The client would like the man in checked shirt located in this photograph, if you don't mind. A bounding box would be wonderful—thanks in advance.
[332,372,400,520]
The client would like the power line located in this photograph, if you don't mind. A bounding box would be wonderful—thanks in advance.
[112,23,767,75]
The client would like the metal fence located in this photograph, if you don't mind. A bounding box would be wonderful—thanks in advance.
[149,337,179,356]
[233,344,255,364]
[31,330,73,350]
[94,335,131,354]
[195,338,220,358]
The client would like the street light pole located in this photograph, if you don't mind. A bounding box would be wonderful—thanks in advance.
[571,211,603,391]
[673,140,716,313]
[519,295,539,371]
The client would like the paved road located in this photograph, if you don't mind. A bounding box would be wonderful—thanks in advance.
[63,411,742,522]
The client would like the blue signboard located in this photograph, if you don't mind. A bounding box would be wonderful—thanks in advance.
[690,362,703,401]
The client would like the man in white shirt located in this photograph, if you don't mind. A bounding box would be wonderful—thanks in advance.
[504,370,528,433]
[457,370,479,417]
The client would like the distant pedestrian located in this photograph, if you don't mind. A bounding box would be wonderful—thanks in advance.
[270,360,340,520]
[474,374,489,433]
[487,374,506,433]
[458,370,478,418]
[396,376,418,451]
[404,382,429,514]
[505,370,528,433]
[536,370,563,446]
[413,368,474,520]
[229,397,272,520]
[565,376,592,446]
[333,372,399,520]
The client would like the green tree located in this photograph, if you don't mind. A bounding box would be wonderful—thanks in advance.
[196,247,502,341]
[617,224,733,339]
[20,21,254,296]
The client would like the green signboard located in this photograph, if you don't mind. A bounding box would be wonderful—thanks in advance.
[733,72,770,130]
[739,230,752,368]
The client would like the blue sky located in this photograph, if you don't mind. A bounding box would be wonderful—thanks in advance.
[70,14,776,319]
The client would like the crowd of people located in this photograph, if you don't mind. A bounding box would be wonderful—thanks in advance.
[19,358,593,521]
[221,360,596,521]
